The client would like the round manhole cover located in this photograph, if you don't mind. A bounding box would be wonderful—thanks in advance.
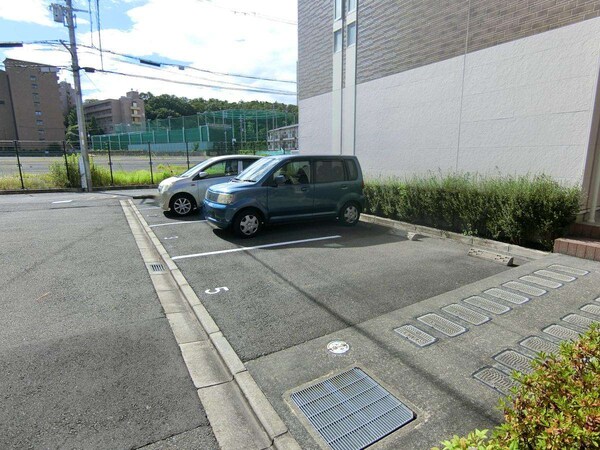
[327,340,350,354]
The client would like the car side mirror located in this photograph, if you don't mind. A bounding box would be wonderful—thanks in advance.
[195,171,208,180]
[274,174,286,186]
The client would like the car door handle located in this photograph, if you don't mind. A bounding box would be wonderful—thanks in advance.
[341,185,348,189]
[301,186,309,192]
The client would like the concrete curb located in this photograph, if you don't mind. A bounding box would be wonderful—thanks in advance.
[360,213,549,260]
[0,185,156,195]
[126,200,300,450]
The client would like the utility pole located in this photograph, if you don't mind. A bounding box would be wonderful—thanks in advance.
[53,0,92,191]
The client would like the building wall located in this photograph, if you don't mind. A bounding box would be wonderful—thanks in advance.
[0,71,16,140]
[84,91,145,134]
[58,81,75,117]
[298,0,600,100]
[298,1,600,191]
[4,59,64,142]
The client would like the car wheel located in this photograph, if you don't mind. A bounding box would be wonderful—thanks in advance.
[233,209,262,238]
[339,202,360,226]
[170,194,196,217]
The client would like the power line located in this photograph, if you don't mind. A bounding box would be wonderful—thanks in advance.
[86,67,296,96]
[198,1,297,25]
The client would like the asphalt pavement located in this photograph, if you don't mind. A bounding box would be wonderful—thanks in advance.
[0,191,217,450]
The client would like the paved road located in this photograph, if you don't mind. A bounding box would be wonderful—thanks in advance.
[0,155,207,176]
[0,191,218,450]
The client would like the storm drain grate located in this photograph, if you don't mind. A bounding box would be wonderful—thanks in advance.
[441,304,490,325]
[484,288,529,305]
[562,314,596,330]
[543,324,581,342]
[519,336,559,355]
[519,275,562,289]
[534,270,575,283]
[502,281,546,297]
[547,265,589,276]
[290,368,415,450]
[464,296,510,315]
[417,313,466,337]
[473,367,519,395]
[494,350,534,374]
[394,325,436,347]
[581,304,600,316]
[148,263,166,273]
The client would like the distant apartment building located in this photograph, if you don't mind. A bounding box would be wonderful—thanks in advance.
[267,124,298,151]
[58,81,75,116]
[0,58,65,141]
[83,91,146,134]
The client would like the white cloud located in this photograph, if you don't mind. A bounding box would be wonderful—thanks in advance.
[0,0,58,27]
[4,0,298,104]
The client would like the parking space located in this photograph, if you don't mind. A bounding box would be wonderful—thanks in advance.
[135,199,511,363]
[134,199,600,448]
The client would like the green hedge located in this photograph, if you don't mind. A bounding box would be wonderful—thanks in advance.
[433,325,600,450]
[364,175,581,250]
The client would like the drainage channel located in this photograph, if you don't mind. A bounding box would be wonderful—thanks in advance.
[122,200,300,450]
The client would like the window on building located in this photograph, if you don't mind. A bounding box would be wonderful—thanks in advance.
[30,75,37,82]
[334,29,343,53]
[334,0,342,19]
[31,83,38,90]
[32,93,39,102]
[0,100,5,105]
[35,111,42,116]
[33,102,40,108]
[347,22,357,46]
[36,119,44,126]
[132,101,137,107]
[346,0,356,13]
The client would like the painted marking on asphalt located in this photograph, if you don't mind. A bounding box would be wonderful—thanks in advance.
[149,220,207,228]
[172,235,343,260]
[52,200,73,204]
[138,206,161,210]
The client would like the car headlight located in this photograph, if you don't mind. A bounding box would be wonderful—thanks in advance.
[158,181,174,193]
[216,193,234,204]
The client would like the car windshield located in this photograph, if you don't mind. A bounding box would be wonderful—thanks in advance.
[178,158,217,178]
[234,157,280,182]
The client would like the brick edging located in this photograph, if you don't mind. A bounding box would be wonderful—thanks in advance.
[360,213,548,260]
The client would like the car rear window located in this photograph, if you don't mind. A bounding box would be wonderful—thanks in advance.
[345,160,358,180]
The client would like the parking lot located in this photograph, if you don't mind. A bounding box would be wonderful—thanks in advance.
[123,198,593,448]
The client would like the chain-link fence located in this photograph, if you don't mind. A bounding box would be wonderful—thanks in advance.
[0,140,292,191]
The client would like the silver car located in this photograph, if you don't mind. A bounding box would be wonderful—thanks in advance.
[157,155,261,216]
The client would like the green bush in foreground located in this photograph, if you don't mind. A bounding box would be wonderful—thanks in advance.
[433,325,600,450]
[364,174,581,250]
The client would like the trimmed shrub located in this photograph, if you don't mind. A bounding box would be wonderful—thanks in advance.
[364,174,581,250]
[433,325,600,450]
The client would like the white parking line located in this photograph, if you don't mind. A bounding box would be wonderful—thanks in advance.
[52,200,73,204]
[149,220,207,228]
[171,235,342,260]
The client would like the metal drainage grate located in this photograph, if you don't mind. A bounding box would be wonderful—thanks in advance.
[562,314,596,330]
[484,288,529,305]
[534,270,575,283]
[417,313,466,337]
[494,350,534,374]
[581,304,600,316]
[543,324,581,342]
[547,265,588,276]
[519,275,562,289]
[441,304,490,325]
[290,368,415,450]
[519,336,559,355]
[463,296,510,315]
[502,281,546,297]
[148,263,166,273]
[394,325,436,347]
[473,367,519,395]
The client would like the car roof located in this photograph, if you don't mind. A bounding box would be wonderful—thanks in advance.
[213,154,261,160]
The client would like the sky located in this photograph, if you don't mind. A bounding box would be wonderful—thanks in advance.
[0,0,298,104]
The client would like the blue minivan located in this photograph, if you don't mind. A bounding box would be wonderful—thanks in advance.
[203,155,365,237]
